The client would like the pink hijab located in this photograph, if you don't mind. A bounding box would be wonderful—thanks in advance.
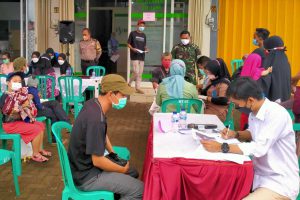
[241,53,263,80]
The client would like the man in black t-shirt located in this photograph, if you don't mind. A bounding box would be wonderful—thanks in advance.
[68,74,143,199]
[252,28,270,67]
[127,19,148,94]
[151,52,172,90]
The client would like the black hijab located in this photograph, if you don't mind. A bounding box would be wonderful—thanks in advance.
[46,48,57,67]
[56,53,71,75]
[202,60,230,95]
[216,58,231,81]
[33,53,54,75]
[258,35,291,102]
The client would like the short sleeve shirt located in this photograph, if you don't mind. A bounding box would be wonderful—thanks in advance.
[127,31,146,61]
[68,98,107,186]
[151,66,170,84]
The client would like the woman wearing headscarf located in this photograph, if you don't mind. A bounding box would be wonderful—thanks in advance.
[258,35,291,103]
[54,53,72,76]
[216,58,231,81]
[156,59,198,112]
[239,53,272,129]
[33,53,59,98]
[46,48,58,67]
[28,51,41,76]
[198,60,231,121]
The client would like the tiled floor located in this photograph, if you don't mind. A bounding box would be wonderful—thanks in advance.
[0,102,152,200]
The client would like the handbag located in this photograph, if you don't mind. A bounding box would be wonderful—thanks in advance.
[105,152,127,167]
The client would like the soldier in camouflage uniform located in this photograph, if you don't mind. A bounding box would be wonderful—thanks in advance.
[171,30,201,85]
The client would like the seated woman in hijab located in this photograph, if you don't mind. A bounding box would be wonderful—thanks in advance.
[54,53,72,76]
[198,60,231,121]
[259,35,291,103]
[33,53,59,98]
[156,59,198,112]
[28,51,41,76]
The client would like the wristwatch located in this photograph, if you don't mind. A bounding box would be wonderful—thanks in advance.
[221,143,230,153]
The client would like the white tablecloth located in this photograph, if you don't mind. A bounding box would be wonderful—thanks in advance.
[59,77,102,98]
[153,113,250,164]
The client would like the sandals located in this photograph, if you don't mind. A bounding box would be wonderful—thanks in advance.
[39,149,52,157]
[32,153,49,162]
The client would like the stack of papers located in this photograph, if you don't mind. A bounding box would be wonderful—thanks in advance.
[136,49,149,54]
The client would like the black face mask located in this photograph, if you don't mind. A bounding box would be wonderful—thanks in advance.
[235,106,252,115]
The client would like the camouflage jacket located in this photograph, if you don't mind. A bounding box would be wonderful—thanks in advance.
[171,43,201,84]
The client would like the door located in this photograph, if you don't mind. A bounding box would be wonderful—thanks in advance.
[89,9,113,73]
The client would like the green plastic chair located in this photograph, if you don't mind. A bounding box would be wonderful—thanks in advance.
[35,75,54,143]
[58,76,85,119]
[35,75,56,101]
[86,66,106,99]
[52,121,129,200]
[224,102,235,130]
[161,98,204,113]
[36,116,52,143]
[287,109,295,121]
[0,74,7,96]
[0,149,20,196]
[86,66,106,77]
[0,113,21,176]
[230,59,243,73]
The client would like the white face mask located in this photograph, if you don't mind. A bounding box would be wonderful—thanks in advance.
[11,82,22,91]
[32,58,39,63]
[58,60,65,65]
[181,39,190,45]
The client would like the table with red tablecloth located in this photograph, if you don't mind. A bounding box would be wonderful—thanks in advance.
[142,113,254,200]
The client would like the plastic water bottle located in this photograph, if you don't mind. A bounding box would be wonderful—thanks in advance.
[171,112,179,133]
[91,71,95,78]
[179,109,187,129]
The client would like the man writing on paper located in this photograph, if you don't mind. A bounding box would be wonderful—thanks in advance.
[127,19,149,94]
[201,77,299,200]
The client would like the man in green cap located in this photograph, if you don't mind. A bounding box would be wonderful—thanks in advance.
[171,30,201,85]
[68,74,143,199]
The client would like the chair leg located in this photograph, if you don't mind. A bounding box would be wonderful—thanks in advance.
[74,103,79,119]
[2,139,7,149]
[46,118,52,143]
[11,154,20,196]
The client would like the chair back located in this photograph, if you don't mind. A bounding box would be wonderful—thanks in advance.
[0,74,7,96]
[224,102,235,129]
[161,98,204,113]
[230,59,243,73]
[58,76,82,101]
[35,75,55,100]
[287,109,295,121]
[86,66,106,76]
[51,122,77,192]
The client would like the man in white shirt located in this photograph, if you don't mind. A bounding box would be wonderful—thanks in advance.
[201,77,299,199]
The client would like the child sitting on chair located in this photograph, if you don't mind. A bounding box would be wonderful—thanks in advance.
[3,84,37,123]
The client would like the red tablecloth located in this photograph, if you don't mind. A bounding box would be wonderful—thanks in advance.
[142,122,254,200]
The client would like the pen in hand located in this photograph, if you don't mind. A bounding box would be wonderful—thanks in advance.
[226,124,230,139]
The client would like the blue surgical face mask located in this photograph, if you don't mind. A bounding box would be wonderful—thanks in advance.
[112,94,127,110]
[138,26,145,32]
[252,38,259,46]
[199,69,206,76]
